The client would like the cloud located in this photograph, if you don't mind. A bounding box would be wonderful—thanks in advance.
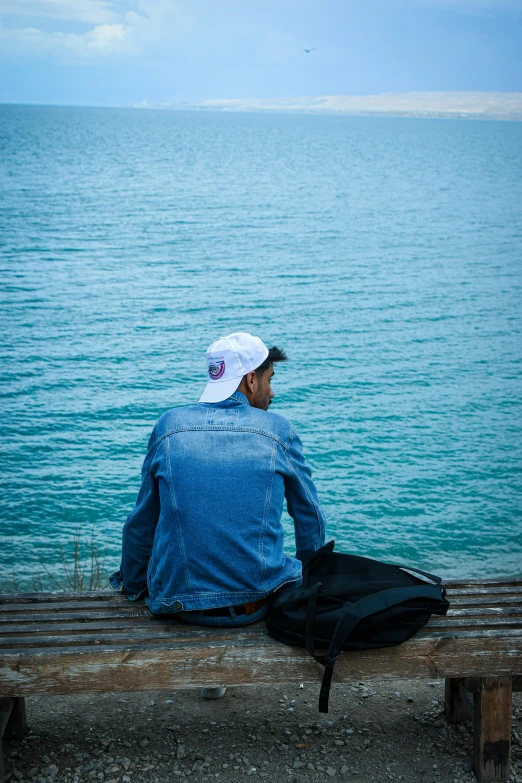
[0,0,120,25]
[0,0,191,60]
[0,19,136,58]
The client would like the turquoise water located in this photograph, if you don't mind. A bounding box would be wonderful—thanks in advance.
[1,104,521,589]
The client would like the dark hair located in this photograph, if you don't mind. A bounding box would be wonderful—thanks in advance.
[255,346,288,376]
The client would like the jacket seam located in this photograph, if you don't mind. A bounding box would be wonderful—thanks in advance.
[259,441,277,591]
[165,436,192,592]
[121,440,160,583]
[284,449,324,541]
[151,426,291,451]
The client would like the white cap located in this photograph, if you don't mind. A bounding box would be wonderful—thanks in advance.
[199,332,269,403]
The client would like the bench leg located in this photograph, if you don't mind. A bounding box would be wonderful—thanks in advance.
[445,678,472,723]
[5,698,27,741]
[472,677,512,783]
[0,698,27,783]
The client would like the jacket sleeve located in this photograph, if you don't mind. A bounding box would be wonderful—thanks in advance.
[283,426,326,564]
[109,425,160,600]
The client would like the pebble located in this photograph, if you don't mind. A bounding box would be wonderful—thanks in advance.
[327,767,337,776]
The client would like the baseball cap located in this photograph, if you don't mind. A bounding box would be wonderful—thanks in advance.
[199,332,269,404]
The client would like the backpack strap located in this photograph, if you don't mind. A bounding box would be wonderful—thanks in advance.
[308,584,445,713]
[304,581,324,663]
[391,564,443,585]
[326,584,445,662]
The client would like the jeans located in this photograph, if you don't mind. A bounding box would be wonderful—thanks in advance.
[176,602,269,627]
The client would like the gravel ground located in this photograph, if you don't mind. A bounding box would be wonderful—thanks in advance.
[3,679,521,783]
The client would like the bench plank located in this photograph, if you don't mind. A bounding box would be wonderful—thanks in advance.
[1,615,521,643]
[0,632,521,695]
[0,606,520,637]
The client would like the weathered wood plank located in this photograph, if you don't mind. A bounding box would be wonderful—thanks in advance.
[444,579,522,587]
[0,634,521,696]
[0,585,521,611]
[444,587,522,596]
[1,606,519,637]
[425,617,522,628]
[0,593,520,620]
[0,619,162,635]
[1,611,520,634]
[447,607,522,617]
[415,629,522,639]
[473,677,512,782]
[2,597,521,626]
[0,591,117,604]
[442,595,522,609]
[2,618,522,649]
[2,621,522,651]
[0,601,143,614]
[0,609,154,623]
[3,623,519,655]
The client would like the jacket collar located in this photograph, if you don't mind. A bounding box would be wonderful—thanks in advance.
[226,390,250,406]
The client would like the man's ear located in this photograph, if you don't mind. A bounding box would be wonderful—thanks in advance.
[245,370,257,392]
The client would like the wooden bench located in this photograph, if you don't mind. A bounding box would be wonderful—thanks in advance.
[0,578,521,783]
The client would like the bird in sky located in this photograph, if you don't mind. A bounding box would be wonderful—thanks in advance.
[303,48,316,53]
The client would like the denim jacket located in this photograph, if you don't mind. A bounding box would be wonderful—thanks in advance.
[110,391,326,613]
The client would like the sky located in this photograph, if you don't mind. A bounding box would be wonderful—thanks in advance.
[0,0,521,107]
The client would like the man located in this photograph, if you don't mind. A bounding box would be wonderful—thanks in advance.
[110,332,326,633]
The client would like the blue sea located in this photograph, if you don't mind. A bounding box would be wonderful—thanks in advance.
[1,104,521,590]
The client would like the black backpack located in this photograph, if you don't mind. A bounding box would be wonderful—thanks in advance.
[267,541,450,712]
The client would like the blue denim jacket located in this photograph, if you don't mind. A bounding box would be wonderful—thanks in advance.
[110,391,326,613]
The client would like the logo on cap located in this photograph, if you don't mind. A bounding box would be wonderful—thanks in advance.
[208,359,225,380]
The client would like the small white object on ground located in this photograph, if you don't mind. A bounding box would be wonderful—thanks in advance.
[201,686,227,700]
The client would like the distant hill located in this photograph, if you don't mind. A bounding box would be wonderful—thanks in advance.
[138,92,522,120]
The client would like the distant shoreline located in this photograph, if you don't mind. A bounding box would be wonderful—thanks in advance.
[153,107,522,122]
[2,90,522,121]
[136,91,522,122]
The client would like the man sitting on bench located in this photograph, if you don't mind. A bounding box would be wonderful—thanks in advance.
[110,332,326,696]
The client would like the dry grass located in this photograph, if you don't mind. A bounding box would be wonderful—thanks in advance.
[13,529,107,592]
